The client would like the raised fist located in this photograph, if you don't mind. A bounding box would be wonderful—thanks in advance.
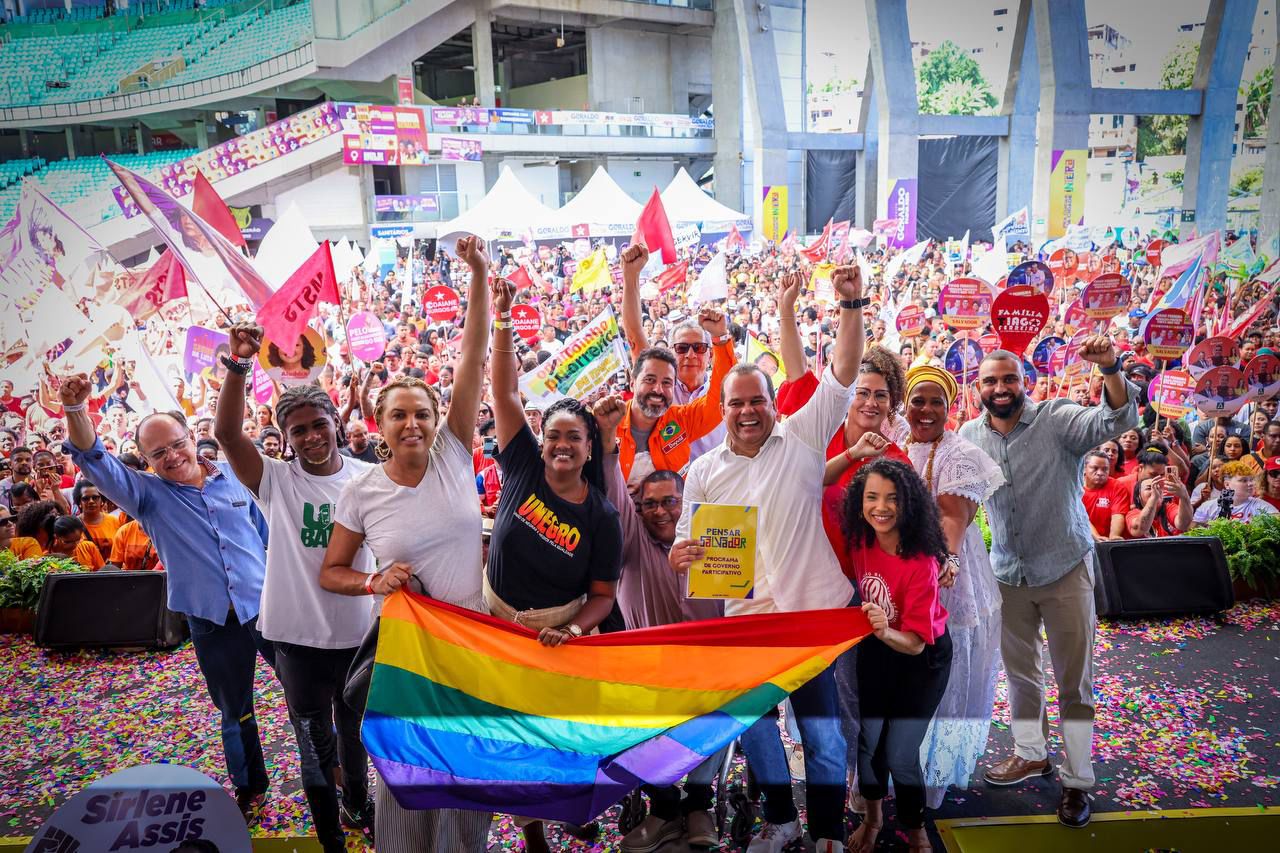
[592,394,627,432]
[58,373,92,408]
[621,243,650,280]
[456,235,489,272]
[228,322,264,359]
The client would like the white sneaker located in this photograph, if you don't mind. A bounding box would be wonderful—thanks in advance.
[815,840,845,853]
[746,819,802,852]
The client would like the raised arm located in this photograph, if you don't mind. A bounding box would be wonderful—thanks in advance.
[488,276,526,448]
[620,242,650,352]
[58,373,147,518]
[445,235,492,443]
[212,323,266,496]
[777,270,808,379]
[829,265,866,387]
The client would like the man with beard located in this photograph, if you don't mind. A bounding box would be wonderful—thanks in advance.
[0,446,34,510]
[614,305,735,489]
[215,323,375,850]
[620,244,729,458]
[960,339,1138,829]
[341,420,378,463]
[59,373,274,823]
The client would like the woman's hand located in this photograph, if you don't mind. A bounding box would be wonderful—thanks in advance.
[456,235,489,273]
[490,277,516,314]
[370,562,414,595]
[848,431,888,460]
[938,553,960,588]
[668,538,703,573]
[228,323,264,359]
[862,601,889,638]
[537,626,572,647]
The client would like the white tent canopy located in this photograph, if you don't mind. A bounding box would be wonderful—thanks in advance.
[436,166,558,240]
[552,166,643,227]
[660,168,752,229]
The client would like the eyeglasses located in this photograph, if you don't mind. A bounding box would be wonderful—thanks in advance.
[146,437,191,463]
[640,497,681,512]
[853,388,892,403]
[673,343,710,355]
[0,518,14,526]
[80,495,103,503]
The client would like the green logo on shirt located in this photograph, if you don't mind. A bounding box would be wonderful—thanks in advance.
[301,502,333,548]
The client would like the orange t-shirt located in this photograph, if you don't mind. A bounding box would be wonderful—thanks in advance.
[7,537,42,559]
[110,520,162,571]
[82,515,122,563]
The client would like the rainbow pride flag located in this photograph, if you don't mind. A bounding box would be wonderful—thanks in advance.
[363,591,871,823]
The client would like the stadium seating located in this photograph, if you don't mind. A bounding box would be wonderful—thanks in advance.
[0,1,314,107]
[0,149,197,225]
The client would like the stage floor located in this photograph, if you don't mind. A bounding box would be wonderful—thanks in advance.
[2,600,1277,851]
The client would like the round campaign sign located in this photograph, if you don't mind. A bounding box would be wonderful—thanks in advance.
[944,337,984,381]
[896,304,927,337]
[1098,252,1122,275]
[257,327,328,388]
[1185,336,1241,379]
[1192,366,1250,417]
[250,360,275,405]
[1244,353,1280,400]
[938,277,993,331]
[1149,370,1196,420]
[26,763,251,852]
[1120,226,1141,250]
[1145,238,1168,267]
[1007,261,1055,293]
[1023,359,1039,387]
[1142,308,1195,360]
[1032,335,1066,375]
[991,286,1049,357]
[422,285,461,322]
[1051,329,1091,378]
[346,310,387,361]
[1080,272,1131,320]
[1047,247,1079,278]
[511,303,542,341]
[979,333,1002,354]
[1062,298,1089,334]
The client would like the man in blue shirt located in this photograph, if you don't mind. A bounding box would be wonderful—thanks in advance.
[59,373,276,821]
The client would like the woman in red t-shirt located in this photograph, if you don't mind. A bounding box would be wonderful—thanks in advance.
[842,458,952,853]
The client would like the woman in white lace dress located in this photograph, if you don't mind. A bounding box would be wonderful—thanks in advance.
[895,365,1004,809]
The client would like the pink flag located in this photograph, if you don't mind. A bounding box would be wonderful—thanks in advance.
[119,249,187,317]
[830,220,851,263]
[799,220,832,263]
[509,266,534,290]
[635,188,677,264]
[193,170,248,252]
[256,242,340,358]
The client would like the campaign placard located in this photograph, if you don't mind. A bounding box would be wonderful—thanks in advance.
[938,277,993,331]
[1032,335,1066,375]
[1185,336,1241,379]
[258,327,327,388]
[991,286,1049,357]
[1244,353,1280,400]
[1192,366,1250,417]
[1142,308,1195,360]
[511,303,542,341]
[1145,238,1168,267]
[1080,272,1131,320]
[1007,260,1055,293]
[1047,247,1079,278]
[1149,370,1196,420]
[686,503,757,600]
[896,304,927,337]
[422,285,461,322]
[346,310,387,361]
[944,337,984,381]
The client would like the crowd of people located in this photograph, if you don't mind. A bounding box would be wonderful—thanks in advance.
[4,223,1279,852]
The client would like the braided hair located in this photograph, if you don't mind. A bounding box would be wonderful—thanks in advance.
[842,458,949,563]
[275,383,346,450]
[542,397,607,493]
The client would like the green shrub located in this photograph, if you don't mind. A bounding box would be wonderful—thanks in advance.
[977,507,992,552]
[1186,514,1280,589]
[0,551,85,610]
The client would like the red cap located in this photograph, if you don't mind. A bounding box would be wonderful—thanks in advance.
[1265,456,1280,473]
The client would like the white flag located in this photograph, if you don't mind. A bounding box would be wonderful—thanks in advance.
[691,251,728,304]
[883,239,930,283]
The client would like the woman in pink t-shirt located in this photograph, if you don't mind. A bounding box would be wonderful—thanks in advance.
[842,458,952,853]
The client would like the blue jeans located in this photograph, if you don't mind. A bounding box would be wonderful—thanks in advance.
[738,656,847,842]
[186,611,277,793]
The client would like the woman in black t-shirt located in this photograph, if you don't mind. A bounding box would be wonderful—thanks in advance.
[484,277,622,647]
[485,278,624,853]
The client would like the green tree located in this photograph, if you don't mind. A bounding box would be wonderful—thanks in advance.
[1242,64,1272,138]
[1233,165,1264,196]
[916,40,998,116]
[1147,39,1199,155]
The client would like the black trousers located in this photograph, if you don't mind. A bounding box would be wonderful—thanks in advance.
[275,641,369,851]
[856,629,952,830]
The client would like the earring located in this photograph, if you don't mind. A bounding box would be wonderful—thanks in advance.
[375,440,391,461]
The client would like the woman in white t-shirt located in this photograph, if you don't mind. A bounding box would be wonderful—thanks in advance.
[321,236,493,853]
[214,327,378,851]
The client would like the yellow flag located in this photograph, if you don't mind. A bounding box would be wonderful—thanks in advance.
[571,248,612,294]
[809,262,836,304]
[746,333,787,389]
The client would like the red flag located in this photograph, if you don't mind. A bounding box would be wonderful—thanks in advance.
[192,170,247,252]
[799,220,832,262]
[781,231,797,253]
[726,225,746,252]
[654,261,689,294]
[257,242,339,358]
[830,221,851,263]
[120,249,187,317]
[1225,281,1279,339]
[635,188,677,264]
[509,265,534,290]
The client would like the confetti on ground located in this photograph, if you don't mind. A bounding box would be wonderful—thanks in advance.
[2,599,1277,849]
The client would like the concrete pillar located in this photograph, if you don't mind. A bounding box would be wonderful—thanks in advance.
[1260,1,1280,239]
[997,0,1037,223]
[471,8,495,106]
[482,157,500,192]
[111,126,123,152]
[855,56,879,229]
[135,122,146,155]
[194,120,209,151]
[866,0,919,232]
[18,129,30,158]
[1030,0,1091,239]
[1182,0,1259,238]
[64,127,75,160]
[732,0,790,234]
[712,0,744,214]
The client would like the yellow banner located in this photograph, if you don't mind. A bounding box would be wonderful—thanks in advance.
[571,248,612,294]
[686,503,757,600]
[746,333,787,389]
[1048,150,1086,239]
[762,185,788,242]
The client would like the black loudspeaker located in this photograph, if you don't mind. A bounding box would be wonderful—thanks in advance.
[34,571,189,650]
[1093,537,1233,619]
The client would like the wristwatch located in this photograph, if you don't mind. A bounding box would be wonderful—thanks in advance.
[714,333,732,345]
[1098,359,1122,375]
[220,354,252,376]
[563,623,584,638]
[839,297,871,310]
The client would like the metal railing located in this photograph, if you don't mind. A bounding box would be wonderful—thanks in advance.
[0,42,314,123]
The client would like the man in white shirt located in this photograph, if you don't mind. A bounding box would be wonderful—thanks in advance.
[215,323,376,851]
[669,266,867,853]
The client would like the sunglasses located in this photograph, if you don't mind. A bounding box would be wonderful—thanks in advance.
[673,343,709,355]
[1268,470,1280,478]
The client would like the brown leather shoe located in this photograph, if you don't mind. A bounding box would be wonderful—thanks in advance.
[982,754,1052,786]
[1058,787,1091,827]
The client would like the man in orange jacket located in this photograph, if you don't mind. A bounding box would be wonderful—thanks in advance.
[616,306,735,487]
